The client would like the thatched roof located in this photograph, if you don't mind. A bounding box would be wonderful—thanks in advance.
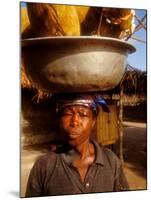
[104,64,147,96]
[21,64,32,89]
[120,65,147,95]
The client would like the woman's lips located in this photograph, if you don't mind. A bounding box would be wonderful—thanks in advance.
[68,129,81,139]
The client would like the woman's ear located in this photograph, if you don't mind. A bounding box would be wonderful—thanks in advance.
[91,117,96,128]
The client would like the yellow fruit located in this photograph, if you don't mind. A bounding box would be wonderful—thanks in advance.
[21,7,30,33]
[51,4,80,35]
[75,6,90,23]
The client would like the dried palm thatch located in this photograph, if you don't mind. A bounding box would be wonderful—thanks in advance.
[120,65,147,96]
[97,64,147,102]
[21,64,32,89]
[21,63,52,102]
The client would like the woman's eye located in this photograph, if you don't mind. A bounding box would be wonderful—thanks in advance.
[79,112,88,117]
[62,112,72,116]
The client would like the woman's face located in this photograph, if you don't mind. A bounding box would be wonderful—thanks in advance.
[59,105,96,147]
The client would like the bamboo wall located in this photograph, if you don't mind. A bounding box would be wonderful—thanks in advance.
[96,100,119,146]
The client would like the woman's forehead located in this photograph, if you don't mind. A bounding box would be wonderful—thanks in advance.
[62,105,92,112]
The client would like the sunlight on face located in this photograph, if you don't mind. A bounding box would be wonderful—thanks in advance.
[59,105,96,146]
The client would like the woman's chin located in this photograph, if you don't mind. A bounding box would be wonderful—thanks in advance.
[67,137,79,146]
[68,137,87,147]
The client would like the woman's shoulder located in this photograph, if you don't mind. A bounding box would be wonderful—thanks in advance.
[33,151,58,169]
[101,146,121,167]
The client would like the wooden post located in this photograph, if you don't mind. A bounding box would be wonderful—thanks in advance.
[119,87,124,164]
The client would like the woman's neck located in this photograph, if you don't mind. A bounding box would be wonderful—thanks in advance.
[74,140,94,160]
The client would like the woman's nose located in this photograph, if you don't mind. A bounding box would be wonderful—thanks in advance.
[71,113,79,126]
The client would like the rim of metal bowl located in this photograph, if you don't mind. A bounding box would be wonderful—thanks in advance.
[21,36,136,54]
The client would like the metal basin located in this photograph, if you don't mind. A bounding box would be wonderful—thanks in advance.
[22,36,136,92]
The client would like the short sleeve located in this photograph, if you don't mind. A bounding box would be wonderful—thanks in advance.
[101,147,129,192]
[25,157,44,197]
[25,152,57,197]
[113,158,129,191]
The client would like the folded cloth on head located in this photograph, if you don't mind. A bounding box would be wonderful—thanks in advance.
[55,93,110,114]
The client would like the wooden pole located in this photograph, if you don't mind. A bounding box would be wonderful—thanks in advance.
[134,14,147,30]
[130,36,146,44]
[119,87,124,164]
[125,14,146,41]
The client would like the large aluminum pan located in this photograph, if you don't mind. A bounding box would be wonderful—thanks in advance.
[22,36,136,93]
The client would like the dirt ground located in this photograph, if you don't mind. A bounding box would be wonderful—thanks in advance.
[21,121,147,197]
[122,121,147,191]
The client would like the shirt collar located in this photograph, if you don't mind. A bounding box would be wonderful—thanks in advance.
[92,140,104,166]
[61,140,104,166]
